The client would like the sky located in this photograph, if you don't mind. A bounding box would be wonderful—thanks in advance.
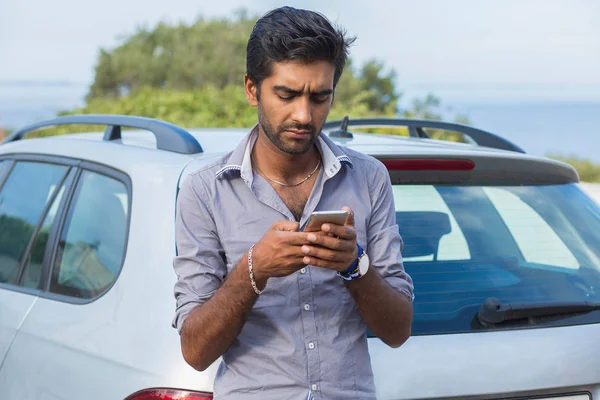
[1,0,599,87]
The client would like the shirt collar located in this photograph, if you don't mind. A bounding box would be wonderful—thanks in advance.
[215,125,353,183]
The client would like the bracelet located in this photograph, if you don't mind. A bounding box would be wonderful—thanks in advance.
[248,245,264,295]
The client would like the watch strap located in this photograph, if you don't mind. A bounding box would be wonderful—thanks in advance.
[338,244,364,281]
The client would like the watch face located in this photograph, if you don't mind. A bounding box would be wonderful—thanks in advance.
[358,253,370,275]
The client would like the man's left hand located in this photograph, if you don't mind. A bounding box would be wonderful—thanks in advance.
[301,206,359,272]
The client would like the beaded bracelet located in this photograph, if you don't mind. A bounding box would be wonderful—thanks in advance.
[248,244,264,295]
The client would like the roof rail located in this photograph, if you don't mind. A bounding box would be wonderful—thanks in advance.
[2,114,203,154]
[323,117,525,153]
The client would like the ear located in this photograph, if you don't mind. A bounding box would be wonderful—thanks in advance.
[244,74,259,107]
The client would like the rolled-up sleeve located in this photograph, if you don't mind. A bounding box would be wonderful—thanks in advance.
[366,161,414,302]
[172,173,227,333]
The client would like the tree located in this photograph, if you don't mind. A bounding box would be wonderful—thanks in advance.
[85,10,400,115]
[41,10,468,141]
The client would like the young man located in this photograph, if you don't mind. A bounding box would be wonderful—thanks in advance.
[173,6,414,400]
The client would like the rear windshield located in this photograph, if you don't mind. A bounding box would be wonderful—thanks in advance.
[391,183,600,335]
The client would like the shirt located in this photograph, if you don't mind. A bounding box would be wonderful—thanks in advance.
[173,127,414,399]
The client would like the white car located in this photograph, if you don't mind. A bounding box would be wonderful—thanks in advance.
[1,115,599,400]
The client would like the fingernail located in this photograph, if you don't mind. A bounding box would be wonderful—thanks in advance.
[307,234,317,241]
[302,245,311,254]
[303,257,311,264]
[322,224,330,232]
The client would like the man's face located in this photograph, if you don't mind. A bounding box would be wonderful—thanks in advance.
[245,60,335,155]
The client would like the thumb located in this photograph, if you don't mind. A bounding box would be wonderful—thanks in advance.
[342,206,355,227]
[272,220,300,232]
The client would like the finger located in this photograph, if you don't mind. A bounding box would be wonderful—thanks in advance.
[301,244,351,264]
[320,223,356,240]
[272,220,300,232]
[302,255,346,271]
[280,231,312,245]
[306,232,354,252]
[302,245,338,262]
[342,206,355,227]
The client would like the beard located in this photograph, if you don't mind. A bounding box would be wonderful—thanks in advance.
[257,101,319,155]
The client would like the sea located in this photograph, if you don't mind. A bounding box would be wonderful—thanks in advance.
[1,81,599,161]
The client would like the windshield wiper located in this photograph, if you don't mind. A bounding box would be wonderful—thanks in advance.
[477,297,600,326]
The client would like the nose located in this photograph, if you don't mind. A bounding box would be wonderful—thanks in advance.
[290,96,312,126]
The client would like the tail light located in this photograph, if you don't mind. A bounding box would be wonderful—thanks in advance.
[381,158,475,171]
[125,388,213,400]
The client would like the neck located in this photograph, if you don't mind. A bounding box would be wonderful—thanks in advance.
[252,130,320,182]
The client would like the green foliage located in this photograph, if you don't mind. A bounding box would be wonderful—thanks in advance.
[87,10,255,101]
[547,154,600,183]
[30,9,467,142]
[86,10,402,114]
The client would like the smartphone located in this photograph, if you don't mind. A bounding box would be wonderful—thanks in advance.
[303,210,350,232]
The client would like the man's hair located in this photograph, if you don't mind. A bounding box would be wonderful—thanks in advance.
[246,6,355,91]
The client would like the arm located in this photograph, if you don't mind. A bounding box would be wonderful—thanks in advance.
[180,256,257,371]
[301,212,413,348]
[173,177,309,371]
[300,163,414,348]
[179,222,309,371]
[344,265,413,348]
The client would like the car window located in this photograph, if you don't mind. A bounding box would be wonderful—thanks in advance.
[393,185,470,261]
[389,183,600,335]
[0,162,68,285]
[50,170,129,299]
[20,175,73,290]
[484,187,579,269]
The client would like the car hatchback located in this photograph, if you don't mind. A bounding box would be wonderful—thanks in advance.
[0,115,599,400]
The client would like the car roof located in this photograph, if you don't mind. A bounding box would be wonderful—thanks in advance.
[0,122,578,185]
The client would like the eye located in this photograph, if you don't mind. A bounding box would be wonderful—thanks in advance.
[278,95,294,102]
[311,95,329,104]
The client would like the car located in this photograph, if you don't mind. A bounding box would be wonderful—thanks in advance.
[1,114,600,400]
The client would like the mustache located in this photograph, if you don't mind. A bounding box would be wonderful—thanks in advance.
[279,123,316,133]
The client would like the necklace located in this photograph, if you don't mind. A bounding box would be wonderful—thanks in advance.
[252,154,321,187]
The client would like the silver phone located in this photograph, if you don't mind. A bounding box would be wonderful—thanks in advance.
[303,210,350,232]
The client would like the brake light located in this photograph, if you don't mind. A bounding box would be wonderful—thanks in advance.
[125,388,213,400]
[381,159,475,171]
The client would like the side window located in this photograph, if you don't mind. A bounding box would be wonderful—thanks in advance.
[485,187,578,269]
[50,170,129,299]
[392,185,470,261]
[0,162,68,285]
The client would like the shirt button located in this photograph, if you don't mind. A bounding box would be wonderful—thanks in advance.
[311,384,318,391]
[300,268,307,274]
[308,342,315,349]
[304,304,310,311]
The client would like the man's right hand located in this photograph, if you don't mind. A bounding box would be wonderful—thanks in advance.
[250,220,308,289]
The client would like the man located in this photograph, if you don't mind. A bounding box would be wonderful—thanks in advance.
[173,6,414,399]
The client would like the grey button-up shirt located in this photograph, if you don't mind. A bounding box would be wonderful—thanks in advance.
[173,128,414,400]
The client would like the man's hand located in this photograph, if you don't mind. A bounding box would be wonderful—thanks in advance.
[300,206,359,272]
[251,220,309,289]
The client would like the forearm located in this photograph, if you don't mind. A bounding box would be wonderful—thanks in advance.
[346,267,413,348]
[180,257,257,371]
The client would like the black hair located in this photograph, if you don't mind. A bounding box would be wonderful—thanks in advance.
[246,6,355,91]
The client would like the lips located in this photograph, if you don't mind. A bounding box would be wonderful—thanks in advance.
[285,130,312,139]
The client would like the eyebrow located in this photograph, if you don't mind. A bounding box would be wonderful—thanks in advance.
[273,85,334,96]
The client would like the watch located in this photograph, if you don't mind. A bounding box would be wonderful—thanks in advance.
[338,244,370,282]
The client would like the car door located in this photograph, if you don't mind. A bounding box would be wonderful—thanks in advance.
[0,161,132,400]
[0,158,73,370]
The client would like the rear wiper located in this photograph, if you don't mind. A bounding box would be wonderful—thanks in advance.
[477,297,600,327]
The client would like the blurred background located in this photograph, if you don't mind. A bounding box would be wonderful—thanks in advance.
[1,0,599,179]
